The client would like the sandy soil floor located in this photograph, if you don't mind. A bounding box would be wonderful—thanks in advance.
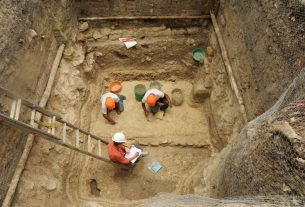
[90,81,211,147]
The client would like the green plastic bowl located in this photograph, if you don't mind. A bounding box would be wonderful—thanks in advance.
[192,48,205,62]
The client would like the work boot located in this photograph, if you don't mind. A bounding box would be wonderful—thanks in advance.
[142,151,149,157]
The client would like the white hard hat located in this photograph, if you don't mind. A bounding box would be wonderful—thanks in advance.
[112,132,126,143]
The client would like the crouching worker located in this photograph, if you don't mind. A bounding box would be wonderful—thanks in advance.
[141,88,172,118]
[100,92,125,125]
[108,132,140,166]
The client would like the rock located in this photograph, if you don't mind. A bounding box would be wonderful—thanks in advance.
[63,44,86,66]
[100,28,111,36]
[149,141,159,146]
[76,33,87,42]
[296,157,305,165]
[290,117,296,123]
[171,28,187,35]
[187,27,200,35]
[19,39,25,44]
[94,51,103,57]
[145,56,152,62]
[45,179,57,191]
[63,47,74,61]
[186,38,195,46]
[192,78,210,102]
[206,46,214,57]
[282,183,291,193]
[181,59,192,68]
[271,122,302,140]
[204,76,213,89]
[139,141,149,146]
[168,60,176,65]
[151,25,167,32]
[79,22,89,32]
[161,140,169,144]
[27,29,38,43]
[92,31,103,40]
[83,52,95,73]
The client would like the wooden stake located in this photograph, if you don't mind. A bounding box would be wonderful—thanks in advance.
[210,11,248,122]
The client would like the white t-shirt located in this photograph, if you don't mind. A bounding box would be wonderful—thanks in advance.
[100,92,120,114]
[142,89,164,103]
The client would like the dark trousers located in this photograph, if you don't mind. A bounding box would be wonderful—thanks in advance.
[150,97,169,114]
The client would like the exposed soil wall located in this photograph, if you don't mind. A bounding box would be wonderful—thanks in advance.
[216,0,304,119]
[76,0,218,17]
[159,0,305,200]
[0,0,75,205]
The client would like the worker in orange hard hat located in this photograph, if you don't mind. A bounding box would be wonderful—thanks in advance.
[141,88,172,118]
[101,92,126,124]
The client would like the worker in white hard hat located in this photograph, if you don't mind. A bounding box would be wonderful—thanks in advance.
[107,132,140,166]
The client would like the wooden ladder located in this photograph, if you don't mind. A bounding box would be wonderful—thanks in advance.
[0,86,110,162]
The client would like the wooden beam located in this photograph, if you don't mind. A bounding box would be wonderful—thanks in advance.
[78,15,211,21]
[210,11,248,122]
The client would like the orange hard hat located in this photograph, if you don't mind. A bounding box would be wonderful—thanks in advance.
[105,98,115,110]
[147,94,157,107]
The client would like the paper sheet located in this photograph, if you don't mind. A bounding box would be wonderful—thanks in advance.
[125,145,142,163]
[119,37,137,49]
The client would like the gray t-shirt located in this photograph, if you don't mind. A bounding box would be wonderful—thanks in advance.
[142,89,164,103]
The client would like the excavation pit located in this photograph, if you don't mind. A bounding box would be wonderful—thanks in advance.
[46,24,220,205]
[1,0,304,206]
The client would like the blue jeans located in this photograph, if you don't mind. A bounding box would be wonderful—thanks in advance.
[117,94,125,112]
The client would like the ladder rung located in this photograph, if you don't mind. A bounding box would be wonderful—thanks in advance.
[30,109,36,126]
[47,117,52,133]
[62,123,66,143]
[98,140,102,157]
[10,100,17,118]
[87,135,91,153]
[51,116,56,134]
[76,129,80,148]
[14,99,22,120]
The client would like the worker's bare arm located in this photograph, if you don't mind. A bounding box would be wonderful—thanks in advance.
[141,103,148,117]
[102,114,116,124]
[164,93,173,107]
